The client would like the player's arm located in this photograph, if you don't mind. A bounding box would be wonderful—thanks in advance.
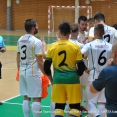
[36,55,45,75]
[76,46,88,76]
[76,60,87,76]
[44,58,53,84]
[88,27,94,42]
[40,36,47,59]
[17,52,20,71]
[0,37,6,53]
[81,43,89,59]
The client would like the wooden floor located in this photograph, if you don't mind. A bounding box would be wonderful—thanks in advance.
[0,30,56,102]
[0,50,18,101]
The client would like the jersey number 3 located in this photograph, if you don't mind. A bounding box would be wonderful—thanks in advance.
[58,50,68,67]
[98,50,107,66]
[21,45,27,60]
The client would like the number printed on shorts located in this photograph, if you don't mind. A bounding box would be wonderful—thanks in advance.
[58,50,68,67]
[21,45,27,60]
[98,50,107,66]
[104,34,110,43]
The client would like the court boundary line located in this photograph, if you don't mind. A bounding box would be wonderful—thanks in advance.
[2,95,50,108]
[3,102,50,107]
[2,95,20,102]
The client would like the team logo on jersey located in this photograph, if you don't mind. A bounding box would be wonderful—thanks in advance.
[20,40,30,43]
[105,30,111,33]
[95,45,109,48]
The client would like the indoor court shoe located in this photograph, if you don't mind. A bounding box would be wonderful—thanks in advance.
[80,106,88,112]
[0,102,3,105]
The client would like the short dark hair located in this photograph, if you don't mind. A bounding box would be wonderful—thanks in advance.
[94,24,104,37]
[87,18,94,23]
[70,24,78,33]
[113,24,117,30]
[58,21,71,36]
[78,16,87,23]
[94,12,105,22]
[24,19,37,32]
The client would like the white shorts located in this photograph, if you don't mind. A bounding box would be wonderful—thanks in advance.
[19,75,42,98]
[84,81,106,103]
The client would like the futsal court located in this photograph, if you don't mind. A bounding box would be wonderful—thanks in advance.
[0,30,88,117]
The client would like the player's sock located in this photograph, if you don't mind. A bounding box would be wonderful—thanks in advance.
[86,101,99,117]
[70,109,80,117]
[98,104,105,117]
[0,62,2,79]
[65,102,70,117]
[22,100,30,117]
[55,109,64,117]
[32,102,41,117]
[50,102,55,117]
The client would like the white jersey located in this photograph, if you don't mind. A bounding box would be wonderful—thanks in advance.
[69,39,84,49]
[81,39,112,73]
[89,24,117,44]
[17,34,42,76]
[77,31,88,44]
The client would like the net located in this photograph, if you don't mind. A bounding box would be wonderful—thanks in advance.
[48,6,92,33]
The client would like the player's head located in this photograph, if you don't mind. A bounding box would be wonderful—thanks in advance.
[93,12,105,24]
[58,21,71,36]
[113,24,117,30]
[94,24,104,38]
[24,19,38,34]
[112,42,117,60]
[78,16,87,31]
[70,23,79,37]
[87,18,94,28]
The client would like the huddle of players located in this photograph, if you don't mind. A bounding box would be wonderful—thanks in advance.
[47,12,117,117]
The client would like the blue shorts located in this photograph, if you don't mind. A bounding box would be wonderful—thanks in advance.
[106,105,117,117]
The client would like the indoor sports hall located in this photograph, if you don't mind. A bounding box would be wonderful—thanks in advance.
[0,0,117,117]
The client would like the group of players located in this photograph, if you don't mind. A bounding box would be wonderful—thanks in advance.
[17,12,117,117]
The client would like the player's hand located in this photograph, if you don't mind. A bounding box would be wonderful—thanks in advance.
[16,70,20,81]
[54,34,60,42]
[107,58,113,66]
[0,48,6,53]
[40,36,46,46]
[78,40,83,44]
[85,68,92,74]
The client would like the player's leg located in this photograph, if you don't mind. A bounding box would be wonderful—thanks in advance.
[27,75,42,117]
[0,61,2,105]
[52,84,66,117]
[65,101,70,117]
[66,84,81,117]
[80,59,88,112]
[50,101,55,117]
[20,75,31,117]
[23,96,31,117]
[98,88,106,117]
[85,81,100,117]
[0,61,2,78]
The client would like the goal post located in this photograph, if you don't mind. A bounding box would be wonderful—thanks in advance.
[48,6,92,33]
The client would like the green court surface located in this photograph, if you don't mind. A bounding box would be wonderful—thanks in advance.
[0,86,88,117]
[2,35,56,46]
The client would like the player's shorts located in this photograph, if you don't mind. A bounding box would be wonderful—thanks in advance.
[19,74,42,98]
[51,84,81,104]
[84,81,106,103]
